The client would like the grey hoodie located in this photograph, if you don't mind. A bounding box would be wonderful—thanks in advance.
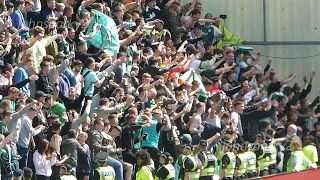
[61,138,87,168]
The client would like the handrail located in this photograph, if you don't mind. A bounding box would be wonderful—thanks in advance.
[246,167,320,180]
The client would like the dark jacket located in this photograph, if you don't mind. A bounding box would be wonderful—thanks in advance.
[0,145,18,177]
[242,106,277,142]
[35,72,55,94]
[76,144,91,176]
[75,51,103,64]
[61,138,88,168]
[162,8,180,39]
[59,88,85,113]
[142,64,175,78]
[89,130,112,160]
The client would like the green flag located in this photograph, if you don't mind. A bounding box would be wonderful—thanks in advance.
[193,73,208,102]
[86,10,120,56]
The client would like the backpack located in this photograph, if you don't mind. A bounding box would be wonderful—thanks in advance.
[94,78,109,97]
[58,74,71,98]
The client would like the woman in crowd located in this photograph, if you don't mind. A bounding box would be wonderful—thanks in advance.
[155,152,175,180]
[33,139,57,180]
[135,150,154,180]
[50,134,69,180]
[287,141,315,172]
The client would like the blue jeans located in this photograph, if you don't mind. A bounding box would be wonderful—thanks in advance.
[17,147,29,169]
[107,157,123,180]
[1,175,12,180]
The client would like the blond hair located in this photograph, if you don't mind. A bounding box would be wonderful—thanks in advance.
[33,26,45,36]
[50,134,62,153]
[78,131,88,139]
[291,140,302,151]
[8,87,20,94]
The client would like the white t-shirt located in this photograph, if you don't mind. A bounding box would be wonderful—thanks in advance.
[187,60,201,69]
[0,76,9,85]
[206,110,221,128]
[230,111,240,127]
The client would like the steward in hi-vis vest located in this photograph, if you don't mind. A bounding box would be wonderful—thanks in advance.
[60,163,77,180]
[155,152,175,180]
[220,138,238,180]
[197,139,216,180]
[181,144,203,180]
[93,151,116,180]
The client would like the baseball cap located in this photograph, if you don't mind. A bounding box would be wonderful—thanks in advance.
[61,163,73,172]
[23,167,33,177]
[181,134,192,144]
[181,144,193,151]
[199,139,208,146]
[35,91,47,99]
[256,133,266,139]
[156,19,164,25]
[96,151,108,162]
[205,13,213,19]
[160,152,170,159]
[13,169,22,178]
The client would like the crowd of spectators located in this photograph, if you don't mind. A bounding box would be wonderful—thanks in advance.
[0,0,319,180]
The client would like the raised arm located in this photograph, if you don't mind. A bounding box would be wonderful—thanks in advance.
[0,128,18,149]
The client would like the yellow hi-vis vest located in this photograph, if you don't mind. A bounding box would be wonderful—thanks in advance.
[216,25,242,49]
[182,155,202,180]
[96,166,116,180]
[245,151,257,173]
[257,145,270,170]
[237,153,247,176]
[136,166,154,180]
[159,29,171,41]
[287,151,312,172]
[155,164,175,180]
[223,152,236,178]
[60,175,77,180]
[265,143,277,165]
[199,150,216,177]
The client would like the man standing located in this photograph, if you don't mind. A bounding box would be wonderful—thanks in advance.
[202,13,223,44]
[35,61,55,94]
[0,87,20,111]
[61,129,88,174]
[17,106,46,169]
[180,10,217,30]
[198,140,217,180]
[89,119,124,180]
[27,26,61,73]
[230,102,244,137]
[39,0,58,23]
[141,109,171,167]
[94,152,116,180]
[14,56,35,96]
[282,124,302,172]
[11,0,29,40]
[189,103,205,145]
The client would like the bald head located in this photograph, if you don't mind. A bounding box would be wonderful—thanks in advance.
[287,124,297,136]
[148,88,157,99]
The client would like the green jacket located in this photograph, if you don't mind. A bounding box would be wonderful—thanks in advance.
[0,121,8,134]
